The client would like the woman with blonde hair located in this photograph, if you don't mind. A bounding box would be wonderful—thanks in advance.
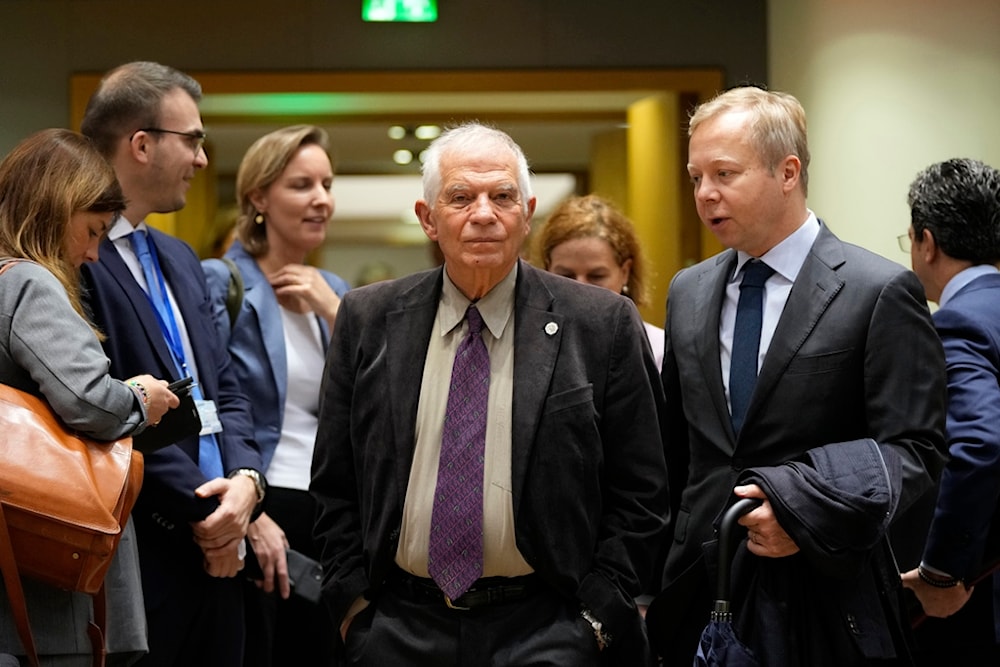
[0,128,177,665]
[534,193,664,369]
[202,124,348,666]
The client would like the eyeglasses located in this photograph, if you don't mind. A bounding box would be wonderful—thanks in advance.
[897,232,912,253]
[134,127,207,155]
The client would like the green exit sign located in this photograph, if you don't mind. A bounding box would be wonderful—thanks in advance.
[362,0,438,22]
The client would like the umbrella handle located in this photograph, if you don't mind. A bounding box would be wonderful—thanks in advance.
[714,497,765,616]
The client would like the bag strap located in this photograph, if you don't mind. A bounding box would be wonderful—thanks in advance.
[220,257,244,329]
[0,503,108,667]
[0,502,40,667]
[88,587,108,667]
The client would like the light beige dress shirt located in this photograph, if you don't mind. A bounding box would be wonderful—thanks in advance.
[396,264,533,578]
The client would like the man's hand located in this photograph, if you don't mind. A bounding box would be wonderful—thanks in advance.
[733,484,801,558]
[247,512,291,598]
[191,475,258,553]
[901,568,973,618]
[201,537,246,578]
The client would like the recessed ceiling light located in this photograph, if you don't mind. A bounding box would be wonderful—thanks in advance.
[387,125,407,140]
[414,125,441,140]
[393,149,414,165]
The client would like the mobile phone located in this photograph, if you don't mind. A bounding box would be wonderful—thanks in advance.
[167,376,194,394]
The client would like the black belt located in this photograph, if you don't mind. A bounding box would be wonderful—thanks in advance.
[388,567,541,610]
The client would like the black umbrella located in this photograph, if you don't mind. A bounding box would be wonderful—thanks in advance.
[694,497,763,667]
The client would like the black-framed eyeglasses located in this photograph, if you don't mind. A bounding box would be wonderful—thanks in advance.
[134,127,206,154]
[897,232,912,254]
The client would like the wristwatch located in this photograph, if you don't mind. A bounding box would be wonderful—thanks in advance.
[580,607,613,651]
[229,468,267,520]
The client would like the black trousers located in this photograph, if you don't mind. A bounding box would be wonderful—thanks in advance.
[135,570,244,667]
[341,582,603,666]
[911,578,1000,666]
[243,488,337,667]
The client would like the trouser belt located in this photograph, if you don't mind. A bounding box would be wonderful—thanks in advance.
[388,566,541,610]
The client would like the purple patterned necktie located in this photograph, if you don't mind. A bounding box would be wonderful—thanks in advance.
[428,305,489,600]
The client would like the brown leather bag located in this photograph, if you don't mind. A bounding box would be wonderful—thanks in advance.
[0,382,144,666]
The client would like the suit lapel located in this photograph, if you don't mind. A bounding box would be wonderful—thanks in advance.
[749,226,845,427]
[695,252,740,449]
[98,237,178,375]
[509,264,560,515]
[153,231,216,384]
[387,270,441,496]
[240,257,288,408]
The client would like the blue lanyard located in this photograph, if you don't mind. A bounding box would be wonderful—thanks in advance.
[140,235,190,378]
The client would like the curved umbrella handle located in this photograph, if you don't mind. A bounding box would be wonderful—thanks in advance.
[714,497,764,616]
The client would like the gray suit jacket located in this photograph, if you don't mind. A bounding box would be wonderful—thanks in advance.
[0,261,146,662]
[658,224,947,662]
[311,260,668,658]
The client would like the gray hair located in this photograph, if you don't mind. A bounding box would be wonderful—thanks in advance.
[420,122,533,214]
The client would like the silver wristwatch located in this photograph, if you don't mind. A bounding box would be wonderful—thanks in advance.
[580,607,612,650]
[230,468,266,504]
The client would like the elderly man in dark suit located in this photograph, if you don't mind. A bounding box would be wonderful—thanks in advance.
[311,122,667,666]
[650,87,947,666]
[80,61,266,666]
[899,158,1000,665]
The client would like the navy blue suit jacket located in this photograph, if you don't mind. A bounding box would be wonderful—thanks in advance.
[81,230,262,577]
[922,273,1000,581]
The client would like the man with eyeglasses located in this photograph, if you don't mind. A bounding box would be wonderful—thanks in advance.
[899,158,1000,665]
[80,61,265,667]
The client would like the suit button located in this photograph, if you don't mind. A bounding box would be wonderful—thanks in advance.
[846,613,861,635]
[731,458,744,471]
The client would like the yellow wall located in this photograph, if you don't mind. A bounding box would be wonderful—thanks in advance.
[627,93,680,327]
[590,128,629,213]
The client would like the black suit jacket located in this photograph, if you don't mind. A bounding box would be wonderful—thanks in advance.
[81,230,262,601]
[656,225,947,664]
[311,261,668,652]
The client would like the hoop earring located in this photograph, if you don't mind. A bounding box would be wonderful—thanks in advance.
[254,212,264,225]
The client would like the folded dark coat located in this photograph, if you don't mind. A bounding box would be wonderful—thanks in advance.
[732,439,911,666]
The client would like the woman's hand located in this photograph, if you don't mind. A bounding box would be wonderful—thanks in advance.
[247,512,291,598]
[129,374,179,426]
[269,264,341,328]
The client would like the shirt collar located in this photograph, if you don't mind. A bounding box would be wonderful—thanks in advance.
[108,215,146,242]
[733,210,820,282]
[439,263,517,340]
[940,264,1000,308]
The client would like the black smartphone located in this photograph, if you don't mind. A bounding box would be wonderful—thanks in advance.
[167,376,194,394]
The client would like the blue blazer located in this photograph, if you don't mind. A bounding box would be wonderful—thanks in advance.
[922,273,1000,583]
[81,231,262,555]
[202,241,350,471]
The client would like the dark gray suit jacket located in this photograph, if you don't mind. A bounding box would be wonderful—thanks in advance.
[311,260,667,655]
[658,224,947,663]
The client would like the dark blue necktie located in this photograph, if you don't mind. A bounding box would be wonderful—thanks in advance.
[130,230,224,479]
[729,260,774,435]
[428,305,489,600]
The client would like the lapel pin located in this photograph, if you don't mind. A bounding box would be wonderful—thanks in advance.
[544,322,558,336]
